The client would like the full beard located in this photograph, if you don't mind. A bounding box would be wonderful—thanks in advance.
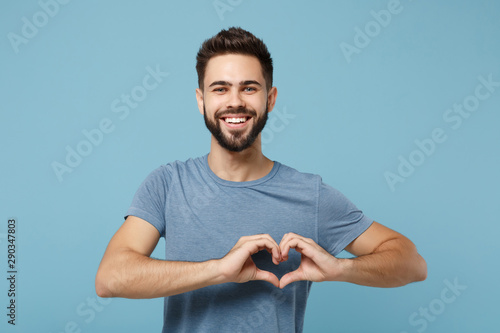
[203,104,268,152]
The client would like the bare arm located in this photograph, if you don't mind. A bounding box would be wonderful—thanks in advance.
[279,222,427,288]
[95,216,281,299]
[340,221,427,287]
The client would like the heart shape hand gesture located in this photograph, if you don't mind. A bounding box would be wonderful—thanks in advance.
[218,233,343,289]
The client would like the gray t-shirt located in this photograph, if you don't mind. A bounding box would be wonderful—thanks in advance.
[126,155,373,333]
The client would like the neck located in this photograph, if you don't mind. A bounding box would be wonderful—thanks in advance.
[207,136,274,182]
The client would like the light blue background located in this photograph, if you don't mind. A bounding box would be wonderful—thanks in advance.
[1,0,499,332]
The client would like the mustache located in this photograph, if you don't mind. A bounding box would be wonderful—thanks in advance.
[215,107,257,119]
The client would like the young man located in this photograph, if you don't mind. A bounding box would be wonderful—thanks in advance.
[95,27,427,332]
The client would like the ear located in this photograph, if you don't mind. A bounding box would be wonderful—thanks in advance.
[195,88,204,115]
[266,86,278,113]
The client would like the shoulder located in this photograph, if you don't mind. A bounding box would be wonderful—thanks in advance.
[274,162,352,202]
[168,155,205,171]
[142,155,206,187]
[273,162,322,189]
[155,155,206,175]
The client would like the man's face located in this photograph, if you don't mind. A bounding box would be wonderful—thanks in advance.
[196,54,277,152]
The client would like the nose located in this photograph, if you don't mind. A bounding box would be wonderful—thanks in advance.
[226,89,245,109]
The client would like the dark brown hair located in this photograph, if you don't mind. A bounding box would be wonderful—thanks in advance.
[196,27,273,91]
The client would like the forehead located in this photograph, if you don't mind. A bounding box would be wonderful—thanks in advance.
[204,54,264,86]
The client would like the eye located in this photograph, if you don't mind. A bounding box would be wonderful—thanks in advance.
[243,87,257,92]
[213,87,226,93]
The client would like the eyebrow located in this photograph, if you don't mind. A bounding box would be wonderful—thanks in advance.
[208,80,262,87]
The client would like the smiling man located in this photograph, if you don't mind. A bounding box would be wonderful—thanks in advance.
[201,57,270,153]
[95,27,427,332]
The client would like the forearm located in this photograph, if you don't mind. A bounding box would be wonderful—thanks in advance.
[96,249,223,299]
[337,238,427,288]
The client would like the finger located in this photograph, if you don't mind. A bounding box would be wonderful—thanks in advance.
[261,235,282,263]
[260,242,282,264]
[278,232,298,247]
[245,237,282,264]
[254,268,280,288]
[270,250,280,265]
[280,235,303,261]
[280,237,315,260]
[260,234,283,263]
[263,247,281,265]
[279,232,311,258]
[279,233,295,261]
[244,236,277,253]
[279,269,304,289]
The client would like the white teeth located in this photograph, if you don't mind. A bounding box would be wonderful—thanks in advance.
[225,117,247,124]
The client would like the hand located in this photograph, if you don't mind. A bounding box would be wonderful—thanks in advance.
[279,233,341,289]
[218,234,282,288]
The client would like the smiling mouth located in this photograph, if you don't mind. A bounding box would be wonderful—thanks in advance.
[221,116,251,125]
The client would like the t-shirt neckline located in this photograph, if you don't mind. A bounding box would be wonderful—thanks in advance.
[201,154,280,187]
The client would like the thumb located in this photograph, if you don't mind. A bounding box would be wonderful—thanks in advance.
[254,268,280,288]
[279,269,304,289]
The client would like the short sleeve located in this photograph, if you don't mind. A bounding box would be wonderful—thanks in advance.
[125,166,169,237]
[318,182,373,256]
